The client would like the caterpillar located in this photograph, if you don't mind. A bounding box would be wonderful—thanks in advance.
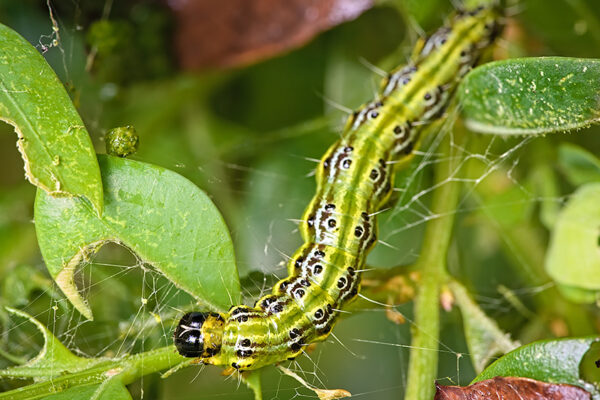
[174,1,501,371]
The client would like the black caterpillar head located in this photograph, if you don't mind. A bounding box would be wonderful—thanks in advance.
[174,312,224,358]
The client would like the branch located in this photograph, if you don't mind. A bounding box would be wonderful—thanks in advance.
[404,129,465,400]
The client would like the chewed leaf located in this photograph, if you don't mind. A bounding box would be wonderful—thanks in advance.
[474,337,600,397]
[41,378,132,400]
[34,155,240,320]
[458,57,600,135]
[546,183,600,303]
[0,343,185,399]
[435,377,591,400]
[450,281,518,373]
[0,23,103,214]
[0,307,99,379]
[2,264,55,307]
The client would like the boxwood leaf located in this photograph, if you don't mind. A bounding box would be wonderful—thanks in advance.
[558,143,600,186]
[436,377,591,400]
[450,281,518,373]
[41,378,132,400]
[458,57,600,135]
[34,155,240,320]
[0,307,102,379]
[545,183,600,303]
[0,23,103,215]
[474,336,600,398]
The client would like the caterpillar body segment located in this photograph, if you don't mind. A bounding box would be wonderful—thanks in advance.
[174,2,501,371]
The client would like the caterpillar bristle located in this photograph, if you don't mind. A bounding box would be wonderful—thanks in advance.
[174,1,502,371]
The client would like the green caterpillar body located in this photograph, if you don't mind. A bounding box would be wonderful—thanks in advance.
[174,2,501,371]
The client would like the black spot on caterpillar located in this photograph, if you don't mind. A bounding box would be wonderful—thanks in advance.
[174,1,502,371]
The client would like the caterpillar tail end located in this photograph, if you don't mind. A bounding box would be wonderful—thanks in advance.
[174,312,225,362]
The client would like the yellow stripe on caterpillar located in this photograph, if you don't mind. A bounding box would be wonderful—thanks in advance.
[174,1,502,372]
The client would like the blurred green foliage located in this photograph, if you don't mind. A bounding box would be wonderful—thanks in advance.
[0,0,599,399]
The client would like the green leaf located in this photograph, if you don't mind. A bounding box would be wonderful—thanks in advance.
[34,155,240,320]
[558,143,600,186]
[0,342,185,400]
[0,23,103,215]
[2,264,55,307]
[581,341,600,389]
[545,183,600,303]
[450,281,518,373]
[0,307,101,379]
[458,57,600,135]
[42,378,132,400]
[0,309,184,400]
[474,336,600,397]
[529,163,561,229]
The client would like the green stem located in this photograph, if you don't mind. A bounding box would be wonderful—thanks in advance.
[404,131,465,400]
[0,261,418,400]
[0,346,186,400]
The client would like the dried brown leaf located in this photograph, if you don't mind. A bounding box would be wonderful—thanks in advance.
[314,388,352,400]
[440,285,455,312]
[169,0,374,69]
[385,305,406,324]
[435,376,590,400]
[278,365,351,400]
